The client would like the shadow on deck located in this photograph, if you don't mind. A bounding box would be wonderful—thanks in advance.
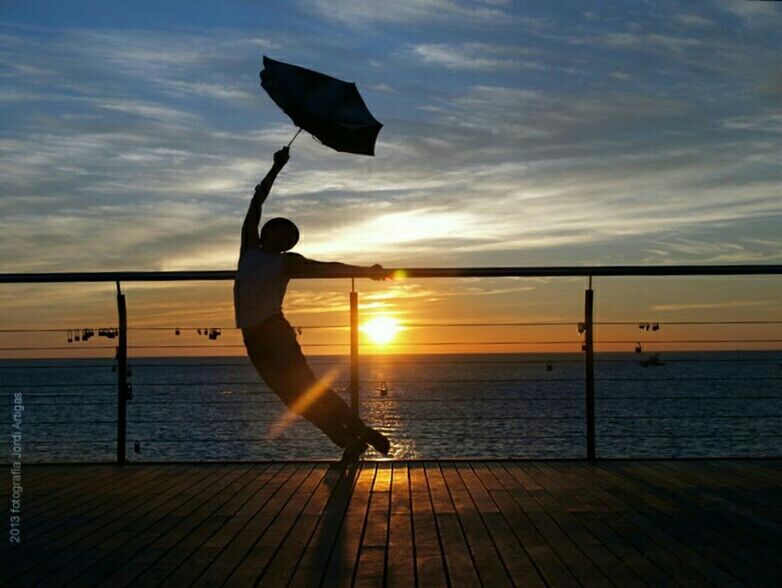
[4,460,782,586]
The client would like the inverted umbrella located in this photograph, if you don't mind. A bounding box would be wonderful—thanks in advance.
[260,56,382,156]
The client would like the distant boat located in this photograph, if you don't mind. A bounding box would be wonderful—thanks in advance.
[378,380,388,397]
[640,354,665,367]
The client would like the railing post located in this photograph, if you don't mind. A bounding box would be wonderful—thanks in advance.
[349,279,360,416]
[116,281,128,464]
[584,277,596,460]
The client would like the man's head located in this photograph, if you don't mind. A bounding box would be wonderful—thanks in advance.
[260,217,299,253]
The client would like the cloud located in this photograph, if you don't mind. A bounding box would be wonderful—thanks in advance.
[369,83,397,94]
[602,32,702,53]
[302,0,510,27]
[641,236,782,264]
[609,71,631,81]
[410,43,536,70]
[723,113,782,133]
[94,98,200,125]
[651,300,774,312]
[674,13,715,28]
[717,0,781,25]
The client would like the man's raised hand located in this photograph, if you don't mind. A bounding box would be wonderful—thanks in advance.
[273,146,290,168]
[369,264,391,281]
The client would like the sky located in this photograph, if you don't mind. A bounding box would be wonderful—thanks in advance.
[0,0,780,356]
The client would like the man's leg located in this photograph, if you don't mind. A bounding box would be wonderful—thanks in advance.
[284,362,362,446]
[246,316,388,454]
[253,359,354,448]
[305,381,390,455]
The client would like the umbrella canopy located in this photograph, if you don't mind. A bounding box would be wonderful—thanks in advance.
[260,56,382,156]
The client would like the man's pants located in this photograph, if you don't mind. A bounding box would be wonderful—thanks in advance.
[243,314,359,448]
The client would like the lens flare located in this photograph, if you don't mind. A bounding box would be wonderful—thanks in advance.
[266,367,341,439]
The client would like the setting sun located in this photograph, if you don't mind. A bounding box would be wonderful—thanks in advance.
[361,316,402,345]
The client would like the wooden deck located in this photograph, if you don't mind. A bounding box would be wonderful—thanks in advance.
[4,460,782,587]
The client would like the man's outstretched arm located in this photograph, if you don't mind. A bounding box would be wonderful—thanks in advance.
[240,147,289,260]
[283,254,389,281]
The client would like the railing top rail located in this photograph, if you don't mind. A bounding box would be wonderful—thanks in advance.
[0,265,781,283]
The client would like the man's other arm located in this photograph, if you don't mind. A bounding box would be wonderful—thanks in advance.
[282,253,388,280]
[239,147,289,260]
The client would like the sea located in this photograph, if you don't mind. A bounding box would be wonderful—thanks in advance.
[2,351,781,462]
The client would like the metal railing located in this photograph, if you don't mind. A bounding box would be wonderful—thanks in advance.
[1,264,781,462]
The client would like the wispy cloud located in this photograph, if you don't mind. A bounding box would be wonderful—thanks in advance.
[302,0,511,26]
[717,0,781,25]
[602,32,702,53]
[410,42,536,70]
[723,113,782,133]
[674,13,715,28]
[651,300,774,312]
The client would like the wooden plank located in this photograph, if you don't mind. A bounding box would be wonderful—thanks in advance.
[458,462,545,587]
[424,462,481,587]
[162,463,286,586]
[586,462,744,586]
[613,461,782,584]
[439,462,511,587]
[12,465,208,585]
[527,462,646,587]
[15,465,167,539]
[224,464,329,586]
[288,463,362,588]
[320,463,377,588]
[9,465,108,501]
[702,461,782,512]
[102,465,272,585]
[193,463,313,587]
[42,465,245,586]
[484,462,580,588]
[549,462,679,586]
[6,465,188,579]
[387,463,416,588]
[257,464,346,587]
[502,462,613,587]
[355,462,392,587]
[408,463,448,587]
[659,461,782,531]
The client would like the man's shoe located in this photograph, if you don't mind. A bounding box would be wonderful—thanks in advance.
[340,437,368,464]
[361,426,390,455]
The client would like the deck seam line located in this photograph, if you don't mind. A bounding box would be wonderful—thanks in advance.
[64,463,243,586]
[436,460,486,587]
[315,462,364,588]
[350,463,379,588]
[467,461,548,586]
[139,464,275,586]
[248,464,332,587]
[189,462,294,585]
[222,463,317,585]
[495,461,584,586]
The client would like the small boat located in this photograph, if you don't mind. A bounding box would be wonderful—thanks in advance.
[546,363,553,372]
[640,354,665,367]
[378,380,388,397]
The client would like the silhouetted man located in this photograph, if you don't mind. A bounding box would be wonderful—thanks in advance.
[235,146,390,461]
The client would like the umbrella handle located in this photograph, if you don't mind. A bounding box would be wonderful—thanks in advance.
[287,127,303,148]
